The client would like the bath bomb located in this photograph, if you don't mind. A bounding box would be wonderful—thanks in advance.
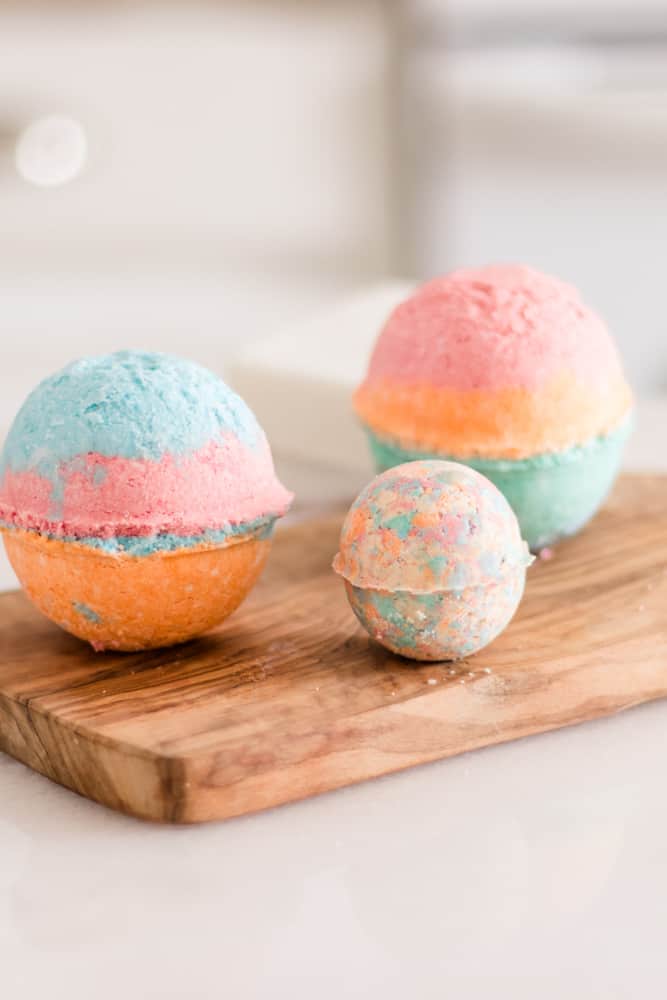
[333,460,532,661]
[0,351,293,651]
[354,264,633,549]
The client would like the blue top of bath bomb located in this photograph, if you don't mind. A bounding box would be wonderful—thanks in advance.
[1,350,261,479]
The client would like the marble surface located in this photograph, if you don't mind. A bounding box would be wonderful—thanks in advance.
[1,404,666,999]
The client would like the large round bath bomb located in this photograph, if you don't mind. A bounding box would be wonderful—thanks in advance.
[333,460,532,661]
[354,264,633,549]
[0,351,293,651]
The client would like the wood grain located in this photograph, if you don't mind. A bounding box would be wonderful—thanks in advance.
[0,473,666,824]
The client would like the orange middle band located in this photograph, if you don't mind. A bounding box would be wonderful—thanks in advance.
[354,372,633,459]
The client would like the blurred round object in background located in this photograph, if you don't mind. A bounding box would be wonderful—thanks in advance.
[15,114,87,187]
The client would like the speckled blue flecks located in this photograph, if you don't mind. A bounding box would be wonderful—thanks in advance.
[0,350,262,483]
[72,601,102,624]
[346,572,526,662]
[334,460,532,661]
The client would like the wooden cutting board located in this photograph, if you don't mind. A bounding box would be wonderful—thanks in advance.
[0,474,665,824]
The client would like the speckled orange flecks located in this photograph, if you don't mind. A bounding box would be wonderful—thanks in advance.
[333,461,532,660]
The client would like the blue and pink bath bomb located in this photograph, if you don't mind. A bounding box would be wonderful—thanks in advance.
[0,351,292,650]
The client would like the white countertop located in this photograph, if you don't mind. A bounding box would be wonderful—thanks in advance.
[2,405,666,1000]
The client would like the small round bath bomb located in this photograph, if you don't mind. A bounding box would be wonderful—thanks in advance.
[0,351,293,651]
[354,264,633,549]
[333,460,532,661]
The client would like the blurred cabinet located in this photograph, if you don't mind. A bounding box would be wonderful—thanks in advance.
[0,2,396,280]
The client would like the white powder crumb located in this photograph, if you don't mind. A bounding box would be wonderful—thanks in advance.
[482,667,492,675]
[467,671,475,678]
[448,669,457,676]
[459,679,466,684]
[427,678,438,686]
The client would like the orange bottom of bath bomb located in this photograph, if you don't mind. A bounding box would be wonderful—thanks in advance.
[3,530,270,651]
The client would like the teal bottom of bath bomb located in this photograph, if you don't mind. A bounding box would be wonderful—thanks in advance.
[366,417,632,551]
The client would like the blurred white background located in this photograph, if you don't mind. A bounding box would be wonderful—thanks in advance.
[0,0,665,425]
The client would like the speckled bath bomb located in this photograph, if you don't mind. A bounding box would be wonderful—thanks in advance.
[0,351,293,651]
[333,460,532,661]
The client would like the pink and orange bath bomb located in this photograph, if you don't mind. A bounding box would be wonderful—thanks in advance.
[354,265,633,548]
